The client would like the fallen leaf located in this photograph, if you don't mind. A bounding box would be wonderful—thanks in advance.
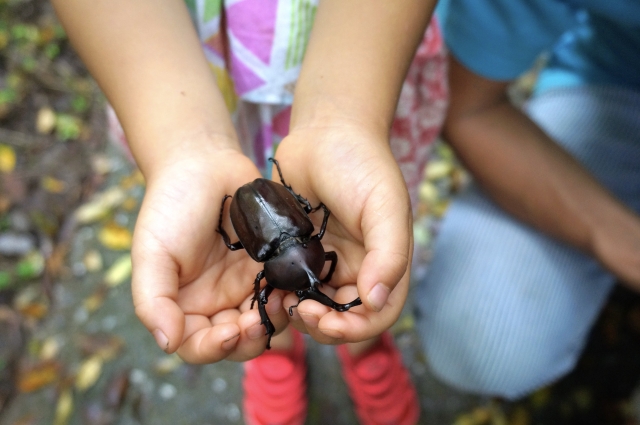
[74,187,126,224]
[90,154,113,175]
[83,250,103,272]
[0,271,10,290]
[55,113,82,141]
[83,285,108,314]
[41,176,67,194]
[0,144,16,173]
[418,181,439,204]
[40,336,62,361]
[121,197,139,211]
[75,355,103,391]
[424,160,453,181]
[98,223,132,250]
[36,107,56,134]
[17,302,48,320]
[104,370,130,409]
[53,389,73,425]
[15,251,46,280]
[120,169,145,189]
[78,333,125,361]
[153,354,183,375]
[104,254,132,287]
[17,360,60,392]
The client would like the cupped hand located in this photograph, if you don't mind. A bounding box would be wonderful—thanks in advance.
[273,124,413,345]
[131,148,290,363]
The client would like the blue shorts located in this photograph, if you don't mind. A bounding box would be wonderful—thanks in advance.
[415,86,640,399]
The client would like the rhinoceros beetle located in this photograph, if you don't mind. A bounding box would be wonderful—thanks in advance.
[216,158,362,349]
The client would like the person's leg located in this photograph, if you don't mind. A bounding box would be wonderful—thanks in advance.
[415,86,640,399]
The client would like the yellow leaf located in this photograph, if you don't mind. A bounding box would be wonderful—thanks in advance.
[36,107,56,134]
[154,354,183,375]
[98,223,132,250]
[424,160,453,181]
[418,181,439,204]
[83,250,103,272]
[75,355,103,391]
[39,337,61,361]
[104,254,132,287]
[74,187,126,224]
[53,389,73,425]
[0,144,16,173]
[41,176,66,194]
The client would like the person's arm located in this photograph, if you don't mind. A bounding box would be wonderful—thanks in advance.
[51,0,238,173]
[444,56,640,288]
[275,0,437,344]
[51,0,288,362]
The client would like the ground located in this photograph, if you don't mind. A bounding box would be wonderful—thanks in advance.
[1,1,640,425]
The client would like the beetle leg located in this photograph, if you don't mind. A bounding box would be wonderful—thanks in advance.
[269,158,317,213]
[288,286,362,315]
[256,284,276,349]
[310,203,331,241]
[250,270,265,310]
[216,195,244,251]
[320,251,338,283]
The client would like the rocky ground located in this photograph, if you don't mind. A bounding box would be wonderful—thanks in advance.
[2,1,640,424]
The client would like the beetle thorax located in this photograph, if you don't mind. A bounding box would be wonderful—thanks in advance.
[264,238,325,291]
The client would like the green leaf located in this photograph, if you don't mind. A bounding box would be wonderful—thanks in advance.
[0,271,11,289]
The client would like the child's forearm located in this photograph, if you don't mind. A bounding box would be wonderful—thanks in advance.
[51,0,239,179]
[292,0,436,136]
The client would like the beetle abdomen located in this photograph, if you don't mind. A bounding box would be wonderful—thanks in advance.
[230,179,314,262]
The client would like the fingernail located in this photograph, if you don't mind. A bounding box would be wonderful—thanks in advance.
[320,328,344,339]
[299,312,319,328]
[222,333,240,350]
[367,283,390,312]
[153,329,169,352]
[247,322,266,340]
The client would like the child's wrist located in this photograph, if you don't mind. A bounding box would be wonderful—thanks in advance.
[132,129,241,182]
[290,95,391,140]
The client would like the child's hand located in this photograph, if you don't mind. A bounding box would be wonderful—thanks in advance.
[131,149,291,363]
[273,124,413,345]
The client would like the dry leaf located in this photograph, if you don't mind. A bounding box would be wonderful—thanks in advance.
[154,354,183,375]
[424,160,453,181]
[74,187,126,224]
[36,107,56,134]
[104,370,130,409]
[39,336,62,360]
[53,389,73,425]
[119,169,145,189]
[0,144,16,173]
[75,355,103,391]
[418,181,439,204]
[83,250,103,272]
[17,360,60,392]
[41,176,67,194]
[121,197,139,211]
[104,254,132,287]
[78,333,125,361]
[98,223,132,250]
[83,285,108,314]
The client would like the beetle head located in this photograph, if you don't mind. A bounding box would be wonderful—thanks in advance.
[264,238,325,291]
